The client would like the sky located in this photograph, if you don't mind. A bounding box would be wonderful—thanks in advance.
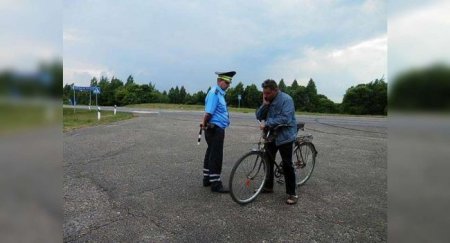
[0,0,61,72]
[63,0,387,103]
[2,1,448,103]
[388,0,450,80]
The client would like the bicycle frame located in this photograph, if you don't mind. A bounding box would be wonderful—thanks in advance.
[229,122,317,204]
[252,129,285,179]
[246,154,265,180]
[254,126,317,180]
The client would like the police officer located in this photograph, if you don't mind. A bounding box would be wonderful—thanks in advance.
[201,71,236,193]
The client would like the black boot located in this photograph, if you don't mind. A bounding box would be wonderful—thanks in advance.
[203,178,211,187]
[211,181,229,193]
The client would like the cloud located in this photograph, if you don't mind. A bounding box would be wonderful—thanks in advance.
[0,0,24,11]
[63,0,386,100]
[0,39,59,72]
[63,29,86,43]
[266,35,387,102]
[64,67,115,86]
[1,0,61,71]
[388,1,450,78]
[362,0,383,13]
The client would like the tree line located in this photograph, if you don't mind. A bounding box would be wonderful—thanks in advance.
[389,64,450,111]
[63,75,387,115]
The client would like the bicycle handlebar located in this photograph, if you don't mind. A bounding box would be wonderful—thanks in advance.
[261,122,305,141]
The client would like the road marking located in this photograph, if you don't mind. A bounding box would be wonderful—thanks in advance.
[131,111,159,114]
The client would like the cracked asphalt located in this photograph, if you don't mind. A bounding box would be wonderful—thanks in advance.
[63,110,386,242]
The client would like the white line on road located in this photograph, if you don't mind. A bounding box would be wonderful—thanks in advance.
[131,111,159,114]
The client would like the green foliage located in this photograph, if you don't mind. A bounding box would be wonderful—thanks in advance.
[390,64,450,111]
[291,80,299,90]
[126,75,134,86]
[283,79,318,112]
[316,94,339,113]
[243,84,261,108]
[63,74,387,115]
[63,83,73,104]
[156,91,170,103]
[306,78,317,96]
[278,79,286,91]
[179,86,187,103]
[342,78,387,115]
[191,90,207,105]
[225,82,245,107]
[90,77,98,86]
[39,60,63,98]
[1,60,63,100]
[305,78,318,112]
[292,86,308,111]
[168,86,181,104]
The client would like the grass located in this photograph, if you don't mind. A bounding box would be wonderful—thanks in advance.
[126,103,257,113]
[0,103,62,135]
[63,108,134,132]
[127,103,205,111]
[126,103,386,117]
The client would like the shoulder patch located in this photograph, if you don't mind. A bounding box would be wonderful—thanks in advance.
[214,89,219,95]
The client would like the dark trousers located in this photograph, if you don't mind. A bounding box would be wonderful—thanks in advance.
[203,126,225,183]
[264,141,296,195]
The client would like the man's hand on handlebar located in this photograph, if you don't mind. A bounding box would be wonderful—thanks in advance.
[258,120,266,130]
[259,123,265,130]
[261,123,288,131]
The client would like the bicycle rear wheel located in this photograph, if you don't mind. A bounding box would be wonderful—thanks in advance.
[293,142,316,186]
[229,151,267,205]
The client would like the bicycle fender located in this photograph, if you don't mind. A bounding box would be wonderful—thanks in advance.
[309,142,318,155]
[298,141,318,155]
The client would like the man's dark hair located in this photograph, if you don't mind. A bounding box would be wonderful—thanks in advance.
[261,79,278,90]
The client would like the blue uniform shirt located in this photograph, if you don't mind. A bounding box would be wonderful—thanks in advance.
[205,85,229,129]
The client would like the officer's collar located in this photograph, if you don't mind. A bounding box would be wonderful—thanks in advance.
[214,85,226,95]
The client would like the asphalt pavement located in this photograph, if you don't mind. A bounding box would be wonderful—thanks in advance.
[63,109,386,242]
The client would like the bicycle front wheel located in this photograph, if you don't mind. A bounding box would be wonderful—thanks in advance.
[293,142,316,186]
[229,151,267,205]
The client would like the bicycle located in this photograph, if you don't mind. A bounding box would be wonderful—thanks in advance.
[229,122,318,205]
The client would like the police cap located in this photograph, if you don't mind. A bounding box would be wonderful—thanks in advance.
[215,71,236,83]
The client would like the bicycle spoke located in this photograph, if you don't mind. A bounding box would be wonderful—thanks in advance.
[293,143,316,186]
[230,152,266,204]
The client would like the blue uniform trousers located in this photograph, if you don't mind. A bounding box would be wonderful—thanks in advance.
[203,126,225,183]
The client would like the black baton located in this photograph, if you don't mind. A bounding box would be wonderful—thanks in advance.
[197,124,203,145]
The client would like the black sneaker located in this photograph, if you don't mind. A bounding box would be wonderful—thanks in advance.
[203,179,211,187]
[211,182,229,193]
[254,187,274,193]
[261,187,274,193]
